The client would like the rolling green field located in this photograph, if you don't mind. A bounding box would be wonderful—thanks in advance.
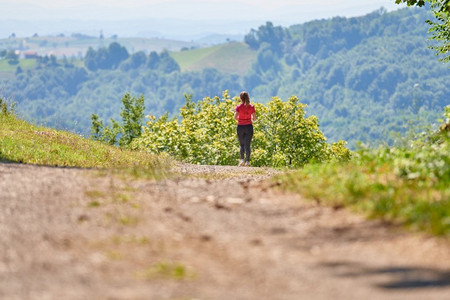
[0,59,37,80]
[0,59,37,72]
[170,42,256,74]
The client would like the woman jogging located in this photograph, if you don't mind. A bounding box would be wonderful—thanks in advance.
[234,91,256,166]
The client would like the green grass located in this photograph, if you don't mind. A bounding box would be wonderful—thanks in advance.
[0,59,37,72]
[0,109,171,179]
[170,42,256,74]
[276,132,450,236]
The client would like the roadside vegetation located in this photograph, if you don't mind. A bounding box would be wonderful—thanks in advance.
[92,91,351,168]
[277,106,450,236]
[0,96,170,179]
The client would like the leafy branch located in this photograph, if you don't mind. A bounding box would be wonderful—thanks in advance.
[395,0,450,62]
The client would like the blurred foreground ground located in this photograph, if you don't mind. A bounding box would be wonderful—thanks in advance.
[1,162,450,300]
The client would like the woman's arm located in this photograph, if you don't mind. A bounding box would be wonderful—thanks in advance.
[234,111,239,121]
[251,112,256,121]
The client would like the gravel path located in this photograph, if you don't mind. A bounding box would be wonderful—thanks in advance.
[1,161,450,299]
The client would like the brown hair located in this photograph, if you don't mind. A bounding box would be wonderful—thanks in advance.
[240,91,250,105]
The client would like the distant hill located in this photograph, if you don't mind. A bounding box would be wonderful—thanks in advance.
[0,35,199,59]
[170,42,256,74]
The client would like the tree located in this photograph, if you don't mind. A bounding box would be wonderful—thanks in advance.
[130,51,147,69]
[63,67,88,95]
[84,43,129,71]
[15,66,23,75]
[120,51,148,71]
[395,0,450,62]
[90,93,145,147]
[107,42,129,69]
[158,50,180,73]
[90,114,104,141]
[119,93,145,146]
[85,47,98,71]
[244,22,288,55]
[256,45,282,73]
[148,51,160,69]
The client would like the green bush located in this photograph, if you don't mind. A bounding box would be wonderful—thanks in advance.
[131,91,351,167]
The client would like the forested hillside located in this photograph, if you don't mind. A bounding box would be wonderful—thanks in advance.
[1,7,448,147]
[244,7,449,145]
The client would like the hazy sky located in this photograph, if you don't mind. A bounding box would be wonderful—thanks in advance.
[0,0,409,39]
[1,0,405,22]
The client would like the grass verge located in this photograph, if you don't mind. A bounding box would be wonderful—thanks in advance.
[276,131,450,236]
[0,110,171,179]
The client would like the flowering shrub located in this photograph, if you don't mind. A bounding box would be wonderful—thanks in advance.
[132,91,351,167]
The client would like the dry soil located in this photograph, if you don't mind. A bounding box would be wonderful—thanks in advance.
[1,162,450,300]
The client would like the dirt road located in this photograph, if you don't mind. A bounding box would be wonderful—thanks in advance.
[1,162,450,300]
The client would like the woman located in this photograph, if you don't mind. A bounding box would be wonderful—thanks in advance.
[234,91,256,166]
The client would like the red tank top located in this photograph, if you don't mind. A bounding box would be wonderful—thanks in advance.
[235,104,255,125]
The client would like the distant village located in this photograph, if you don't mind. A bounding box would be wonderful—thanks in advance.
[0,32,109,60]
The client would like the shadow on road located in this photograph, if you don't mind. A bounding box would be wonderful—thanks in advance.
[0,159,91,170]
[319,261,450,290]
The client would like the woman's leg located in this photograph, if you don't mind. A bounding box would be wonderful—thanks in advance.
[244,125,254,162]
[237,126,246,160]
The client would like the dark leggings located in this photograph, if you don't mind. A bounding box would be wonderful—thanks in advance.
[237,124,254,161]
